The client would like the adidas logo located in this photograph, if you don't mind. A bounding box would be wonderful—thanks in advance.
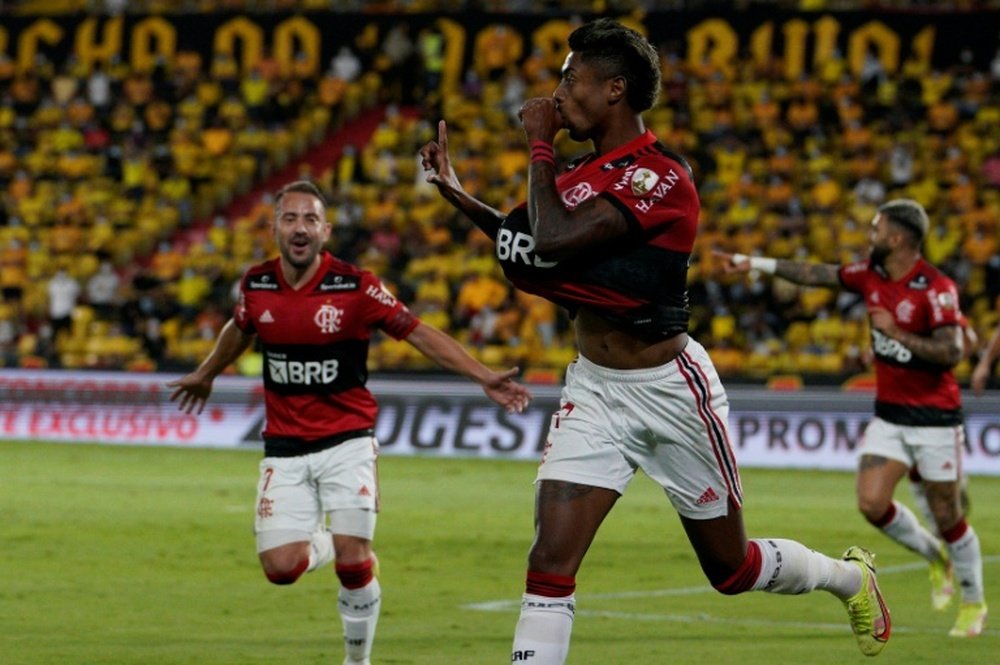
[358,485,371,497]
[260,310,275,323]
[696,487,721,505]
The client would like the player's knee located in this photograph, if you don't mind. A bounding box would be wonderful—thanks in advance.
[263,562,307,585]
[336,558,375,589]
[859,499,893,526]
[260,551,309,585]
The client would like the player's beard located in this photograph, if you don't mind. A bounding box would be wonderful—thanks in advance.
[869,243,890,267]
[281,236,320,269]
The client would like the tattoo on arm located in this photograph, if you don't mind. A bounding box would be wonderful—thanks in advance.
[527,160,565,255]
[892,325,963,367]
[774,260,841,287]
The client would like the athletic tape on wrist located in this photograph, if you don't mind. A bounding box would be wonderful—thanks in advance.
[732,254,777,274]
[530,140,555,165]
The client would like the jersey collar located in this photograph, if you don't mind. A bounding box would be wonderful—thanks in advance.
[596,129,657,167]
[276,251,333,292]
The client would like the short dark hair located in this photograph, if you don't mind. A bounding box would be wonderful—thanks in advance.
[879,198,928,245]
[567,18,661,112]
[275,180,327,210]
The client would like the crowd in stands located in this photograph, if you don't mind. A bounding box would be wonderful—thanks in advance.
[0,37,379,371]
[313,23,1000,385]
[2,9,999,387]
[5,1,1000,15]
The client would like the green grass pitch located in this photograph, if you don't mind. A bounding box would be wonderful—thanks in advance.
[3,440,996,664]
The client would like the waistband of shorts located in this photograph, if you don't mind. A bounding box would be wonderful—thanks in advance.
[263,428,374,458]
[575,341,700,384]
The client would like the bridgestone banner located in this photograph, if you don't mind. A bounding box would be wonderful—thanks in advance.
[3,369,1000,475]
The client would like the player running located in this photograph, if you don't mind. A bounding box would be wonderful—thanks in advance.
[422,18,890,662]
[168,180,531,665]
[719,198,987,637]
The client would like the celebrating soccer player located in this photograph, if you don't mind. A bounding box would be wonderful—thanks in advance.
[719,198,987,637]
[168,180,531,665]
[421,18,891,662]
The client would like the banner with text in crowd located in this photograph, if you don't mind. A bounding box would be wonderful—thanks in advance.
[3,369,1000,475]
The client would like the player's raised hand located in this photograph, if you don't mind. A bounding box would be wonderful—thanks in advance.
[419,120,463,194]
[712,250,752,275]
[868,307,898,336]
[518,97,562,144]
[481,367,532,414]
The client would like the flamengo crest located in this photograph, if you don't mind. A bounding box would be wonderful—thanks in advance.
[560,183,594,209]
[315,304,343,333]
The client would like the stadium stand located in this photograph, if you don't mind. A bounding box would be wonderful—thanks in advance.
[1,3,998,389]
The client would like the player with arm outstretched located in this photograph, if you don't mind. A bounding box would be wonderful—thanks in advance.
[718,198,987,637]
[168,180,530,665]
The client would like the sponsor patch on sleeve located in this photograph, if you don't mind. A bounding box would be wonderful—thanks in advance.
[630,168,660,195]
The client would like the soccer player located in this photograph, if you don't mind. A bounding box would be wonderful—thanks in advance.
[420,18,889,663]
[719,198,988,637]
[167,180,531,665]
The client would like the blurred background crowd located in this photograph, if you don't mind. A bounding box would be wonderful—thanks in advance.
[4,1,1000,15]
[1,2,999,387]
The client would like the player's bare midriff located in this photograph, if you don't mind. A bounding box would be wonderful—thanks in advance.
[575,308,689,370]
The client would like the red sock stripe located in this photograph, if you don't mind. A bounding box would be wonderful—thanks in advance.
[336,558,374,589]
[871,502,897,528]
[714,540,762,595]
[525,570,576,597]
[942,518,969,543]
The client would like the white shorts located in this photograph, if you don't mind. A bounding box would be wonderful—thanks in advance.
[254,435,380,546]
[860,417,964,482]
[537,339,742,519]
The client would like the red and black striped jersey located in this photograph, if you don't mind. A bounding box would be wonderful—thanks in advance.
[234,251,418,441]
[839,257,963,425]
[495,130,699,339]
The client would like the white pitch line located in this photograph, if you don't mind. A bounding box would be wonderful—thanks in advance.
[463,555,1000,636]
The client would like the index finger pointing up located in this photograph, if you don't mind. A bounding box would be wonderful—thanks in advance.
[438,119,448,150]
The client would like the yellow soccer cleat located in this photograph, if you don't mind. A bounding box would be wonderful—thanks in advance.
[928,547,955,611]
[842,546,891,656]
[949,602,988,638]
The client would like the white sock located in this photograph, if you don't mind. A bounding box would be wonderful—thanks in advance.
[339,578,381,664]
[947,524,985,604]
[752,538,860,600]
[881,501,942,562]
[511,593,575,664]
[307,528,335,572]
